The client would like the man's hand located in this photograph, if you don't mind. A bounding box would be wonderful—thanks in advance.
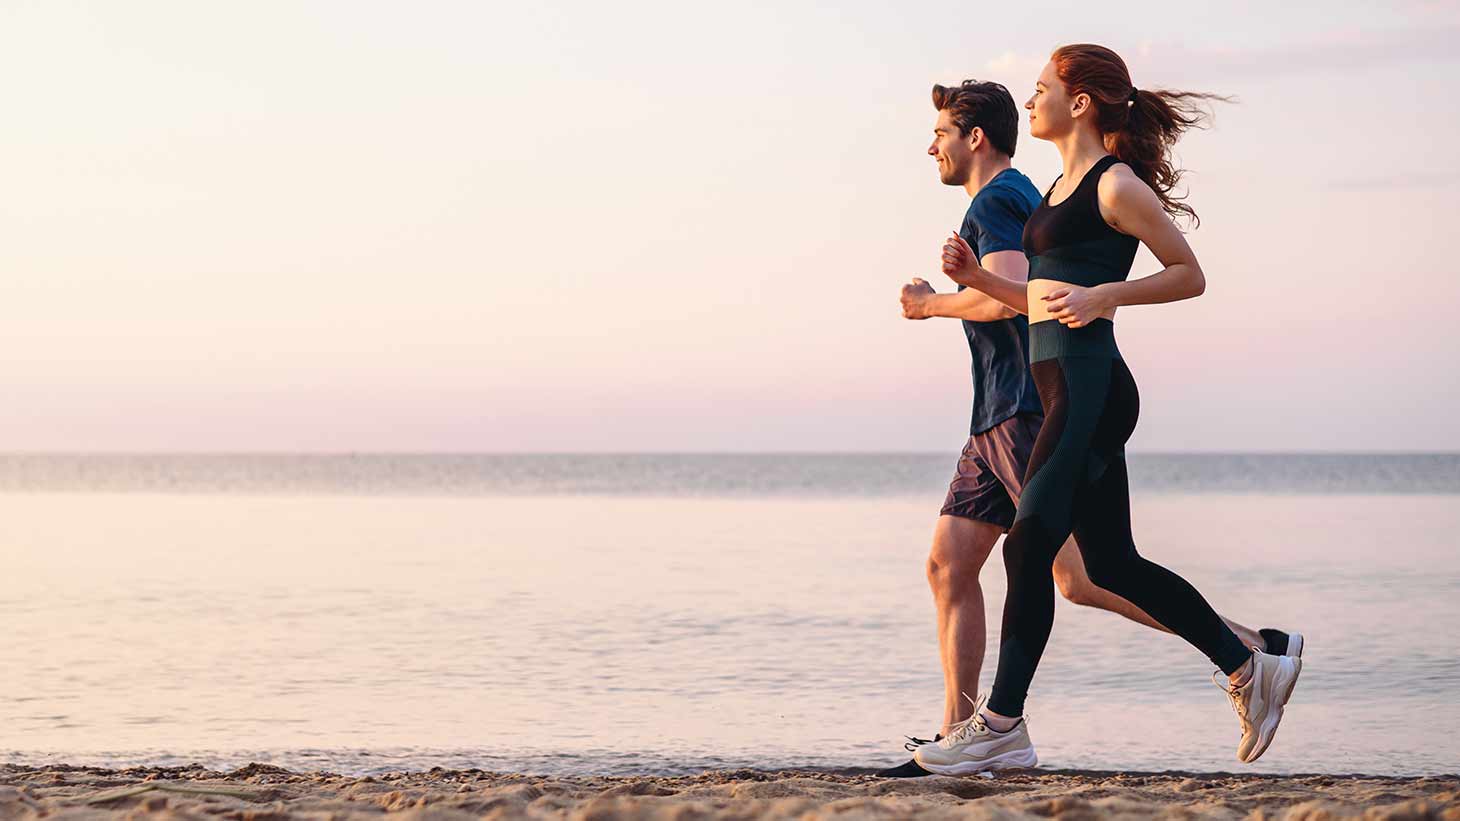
[941,233,980,287]
[900,278,937,319]
[1042,284,1114,328]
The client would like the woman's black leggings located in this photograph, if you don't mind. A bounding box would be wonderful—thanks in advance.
[986,325,1253,718]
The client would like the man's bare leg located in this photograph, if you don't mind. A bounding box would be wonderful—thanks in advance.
[926,514,1003,732]
[1050,540,1264,650]
[928,518,1266,738]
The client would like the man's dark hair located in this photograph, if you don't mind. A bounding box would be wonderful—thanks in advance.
[932,80,1019,157]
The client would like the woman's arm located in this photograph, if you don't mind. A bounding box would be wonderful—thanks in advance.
[1042,166,1205,327]
[940,240,1031,315]
[1097,166,1205,305]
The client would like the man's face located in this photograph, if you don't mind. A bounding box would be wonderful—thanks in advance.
[928,108,977,186]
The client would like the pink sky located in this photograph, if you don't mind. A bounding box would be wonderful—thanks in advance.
[0,1,1455,451]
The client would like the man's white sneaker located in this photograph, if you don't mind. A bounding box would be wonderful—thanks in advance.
[912,694,1037,775]
[1218,649,1302,763]
[1259,627,1305,658]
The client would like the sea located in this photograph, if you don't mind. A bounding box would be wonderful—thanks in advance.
[2,453,1457,777]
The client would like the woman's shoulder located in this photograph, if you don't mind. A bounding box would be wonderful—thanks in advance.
[1096,160,1155,210]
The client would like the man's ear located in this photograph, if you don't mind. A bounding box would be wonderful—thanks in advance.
[966,125,984,153]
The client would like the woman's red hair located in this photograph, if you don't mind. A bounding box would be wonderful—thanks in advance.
[1051,44,1231,227]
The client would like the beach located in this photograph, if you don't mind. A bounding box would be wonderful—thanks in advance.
[3,762,1456,820]
[3,455,1458,812]
[7,0,1460,813]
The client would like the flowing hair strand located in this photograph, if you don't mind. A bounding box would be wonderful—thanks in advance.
[1052,44,1234,227]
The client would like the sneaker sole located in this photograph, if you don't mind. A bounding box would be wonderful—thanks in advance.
[1245,655,1302,763]
[916,746,1038,775]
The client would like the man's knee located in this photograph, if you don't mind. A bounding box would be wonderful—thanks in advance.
[1052,541,1101,606]
[1054,565,1099,607]
[927,516,999,599]
[927,550,983,600]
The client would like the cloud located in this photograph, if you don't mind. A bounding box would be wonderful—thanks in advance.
[984,50,1048,78]
[1391,0,1460,22]
[1319,171,1460,192]
[1164,25,1460,78]
[985,24,1460,83]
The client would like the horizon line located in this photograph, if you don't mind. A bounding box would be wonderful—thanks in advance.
[0,450,1453,457]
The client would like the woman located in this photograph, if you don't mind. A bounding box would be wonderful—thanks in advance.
[913,44,1301,773]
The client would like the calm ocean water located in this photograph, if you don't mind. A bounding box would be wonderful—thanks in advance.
[0,452,1454,496]
[2,454,1457,777]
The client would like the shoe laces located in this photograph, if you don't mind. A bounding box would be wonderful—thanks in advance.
[938,692,991,748]
[902,734,937,752]
[1213,670,1248,722]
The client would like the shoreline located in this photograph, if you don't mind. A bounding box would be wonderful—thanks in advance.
[3,763,1455,819]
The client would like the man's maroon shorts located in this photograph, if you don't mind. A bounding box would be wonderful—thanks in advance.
[939,412,1044,531]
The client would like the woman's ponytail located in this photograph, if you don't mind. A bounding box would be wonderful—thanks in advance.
[1052,44,1232,227]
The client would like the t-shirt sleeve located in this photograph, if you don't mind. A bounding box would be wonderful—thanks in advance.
[967,188,1029,258]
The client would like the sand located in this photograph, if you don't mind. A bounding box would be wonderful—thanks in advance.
[1,763,1455,820]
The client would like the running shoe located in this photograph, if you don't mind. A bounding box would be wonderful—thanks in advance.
[912,694,1037,775]
[902,732,943,752]
[1216,649,1302,763]
[1259,628,1304,657]
[874,732,942,778]
[874,759,933,778]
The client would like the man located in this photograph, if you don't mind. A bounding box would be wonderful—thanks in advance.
[878,80,1301,777]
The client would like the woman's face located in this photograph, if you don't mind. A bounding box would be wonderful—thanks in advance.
[1025,60,1074,141]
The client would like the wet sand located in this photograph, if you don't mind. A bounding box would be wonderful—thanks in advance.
[1,763,1455,820]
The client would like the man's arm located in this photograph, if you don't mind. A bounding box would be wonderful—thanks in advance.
[902,278,1012,322]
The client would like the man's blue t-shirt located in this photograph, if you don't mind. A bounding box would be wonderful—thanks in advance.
[958,168,1044,434]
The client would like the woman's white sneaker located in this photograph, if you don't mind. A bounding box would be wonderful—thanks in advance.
[912,694,1038,775]
[1218,649,1302,763]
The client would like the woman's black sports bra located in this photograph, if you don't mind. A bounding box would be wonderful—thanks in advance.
[1021,155,1139,288]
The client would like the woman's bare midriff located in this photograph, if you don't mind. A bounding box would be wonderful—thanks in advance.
[1026,278,1118,325]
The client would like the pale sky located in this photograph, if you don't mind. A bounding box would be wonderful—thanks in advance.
[0,1,1456,452]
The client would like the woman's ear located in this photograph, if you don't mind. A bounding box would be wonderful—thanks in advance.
[1070,92,1091,119]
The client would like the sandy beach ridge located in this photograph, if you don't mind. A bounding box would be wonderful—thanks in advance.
[1,762,1456,820]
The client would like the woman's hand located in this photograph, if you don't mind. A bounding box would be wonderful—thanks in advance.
[940,233,981,288]
[1042,284,1114,328]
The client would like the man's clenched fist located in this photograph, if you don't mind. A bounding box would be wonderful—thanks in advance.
[901,278,937,320]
